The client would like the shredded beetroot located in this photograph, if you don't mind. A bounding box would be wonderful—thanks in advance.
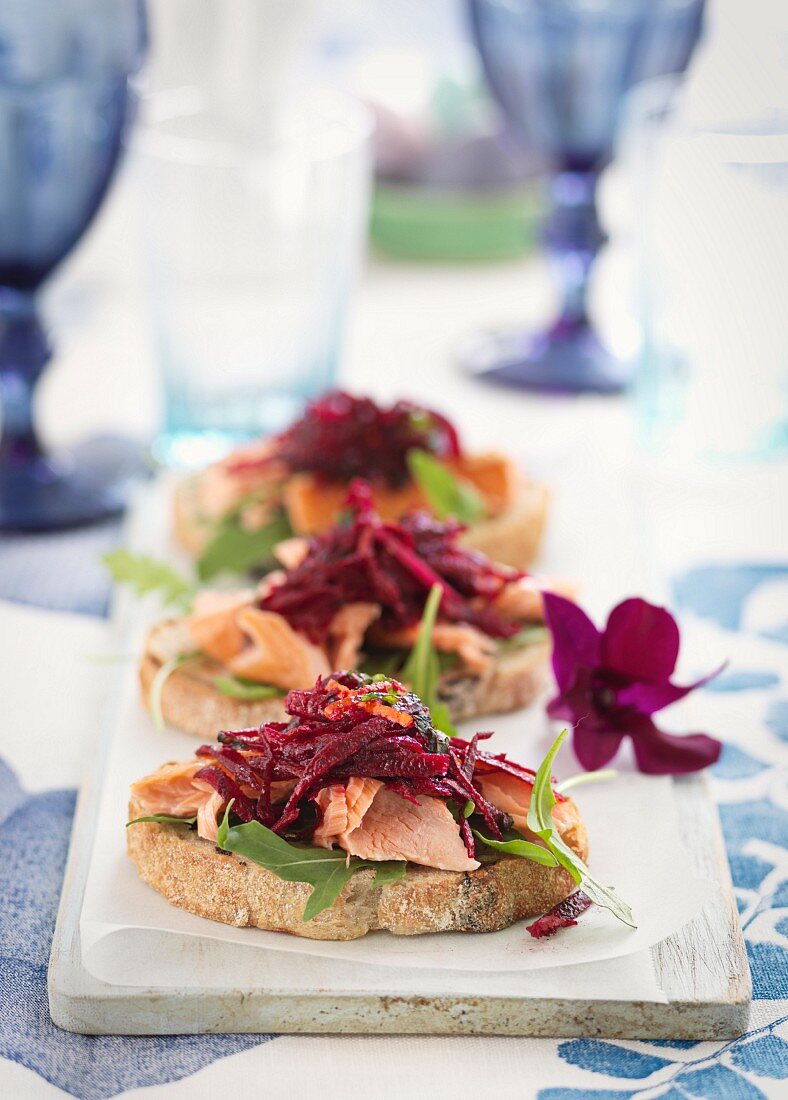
[260,481,522,642]
[195,672,574,858]
[527,891,592,939]
[227,390,462,487]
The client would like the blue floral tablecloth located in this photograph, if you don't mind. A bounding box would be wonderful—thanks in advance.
[0,548,786,1100]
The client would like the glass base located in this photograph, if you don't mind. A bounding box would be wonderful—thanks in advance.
[0,435,149,531]
[461,324,631,395]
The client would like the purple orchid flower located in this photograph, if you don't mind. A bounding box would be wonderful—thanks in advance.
[542,593,723,775]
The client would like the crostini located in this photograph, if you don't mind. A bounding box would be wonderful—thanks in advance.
[127,676,633,940]
[142,482,562,737]
[174,390,549,578]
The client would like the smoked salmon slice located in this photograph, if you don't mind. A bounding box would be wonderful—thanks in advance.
[340,786,479,872]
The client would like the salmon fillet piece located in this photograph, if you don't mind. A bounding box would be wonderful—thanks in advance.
[187,589,254,665]
[340,787,479,872]
[328,602,382,670]
[186,589,330,691]
[494,576,577,621]
[132,760,296,843]
[369,621,498,672]
[199,439,284,519]
[282,453,517,535]
[131,760,222,842]
[312,777,384,849]
[227,606,331,690]
[476,772,576,838]
[273,536,310,570]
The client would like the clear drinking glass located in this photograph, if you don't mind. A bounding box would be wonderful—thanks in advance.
[136,91,372,469]
[623,78,788,463]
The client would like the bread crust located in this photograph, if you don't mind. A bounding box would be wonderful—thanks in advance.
[139,640,288,734]
[140,623,550,739]
[173,477,550,569]
[126,795,588,940]
[461,480,550,570]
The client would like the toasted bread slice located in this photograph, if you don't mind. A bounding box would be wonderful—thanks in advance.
[460,480,550,571]
[173,475,550,571]
[173,474,212,557]
[126,793,587,940]
[139,620,551,739]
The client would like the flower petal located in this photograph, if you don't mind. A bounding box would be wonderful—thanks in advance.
[602,598,680,684]
[618,661,727,716]
[571,719,625,770]
[542,592,602,694]
[627,713,722,775]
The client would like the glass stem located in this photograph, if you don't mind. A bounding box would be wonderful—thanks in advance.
[544,169,604,338]
[0,289,50,467]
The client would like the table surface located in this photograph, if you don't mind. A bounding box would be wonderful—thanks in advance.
[0,166,786,1098]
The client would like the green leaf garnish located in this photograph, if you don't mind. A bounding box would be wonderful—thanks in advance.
[407,448,486,524]
[149,652,201,731]
[498,625,551,650]
[557,769,619,794]
[401,583,457,736]
[359,651,405,679]
[527,730,636,928]
[472,827,559,867]
[216,810,406,921]
[126,814,197,827]
[197,508,292,581]
[103,549,195,611]
[370,861,408,888]
[214,675,283,701]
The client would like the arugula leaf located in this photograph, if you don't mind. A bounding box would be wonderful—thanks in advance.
[103,549,195,611]
[400,583,457,736]
[214,675,283,701]
[216,809,406,920]
[359,651,405,679]
[197,508,292,581]
[126,814,197,827]
[527,730,636,928]
[149,652,201,731]
[371,861,408,888]
[557,769,619,794]
[498,625,551,650]
[472,827,559,867]
[407,448,486,524]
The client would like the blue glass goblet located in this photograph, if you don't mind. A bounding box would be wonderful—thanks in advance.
[463,0,705,393]
[0,0,147,529]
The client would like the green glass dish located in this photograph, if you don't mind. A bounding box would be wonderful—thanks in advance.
[370,182,542,262]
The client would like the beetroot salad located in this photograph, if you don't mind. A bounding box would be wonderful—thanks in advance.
[192,672,560,859]
[228,390,462,488]
[260,480,523,644]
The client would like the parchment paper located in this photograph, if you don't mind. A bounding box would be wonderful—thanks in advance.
[79,606,710,987]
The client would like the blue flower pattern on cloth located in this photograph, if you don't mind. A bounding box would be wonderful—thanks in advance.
[0,759,272,1099]
[1,561,786,1097]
